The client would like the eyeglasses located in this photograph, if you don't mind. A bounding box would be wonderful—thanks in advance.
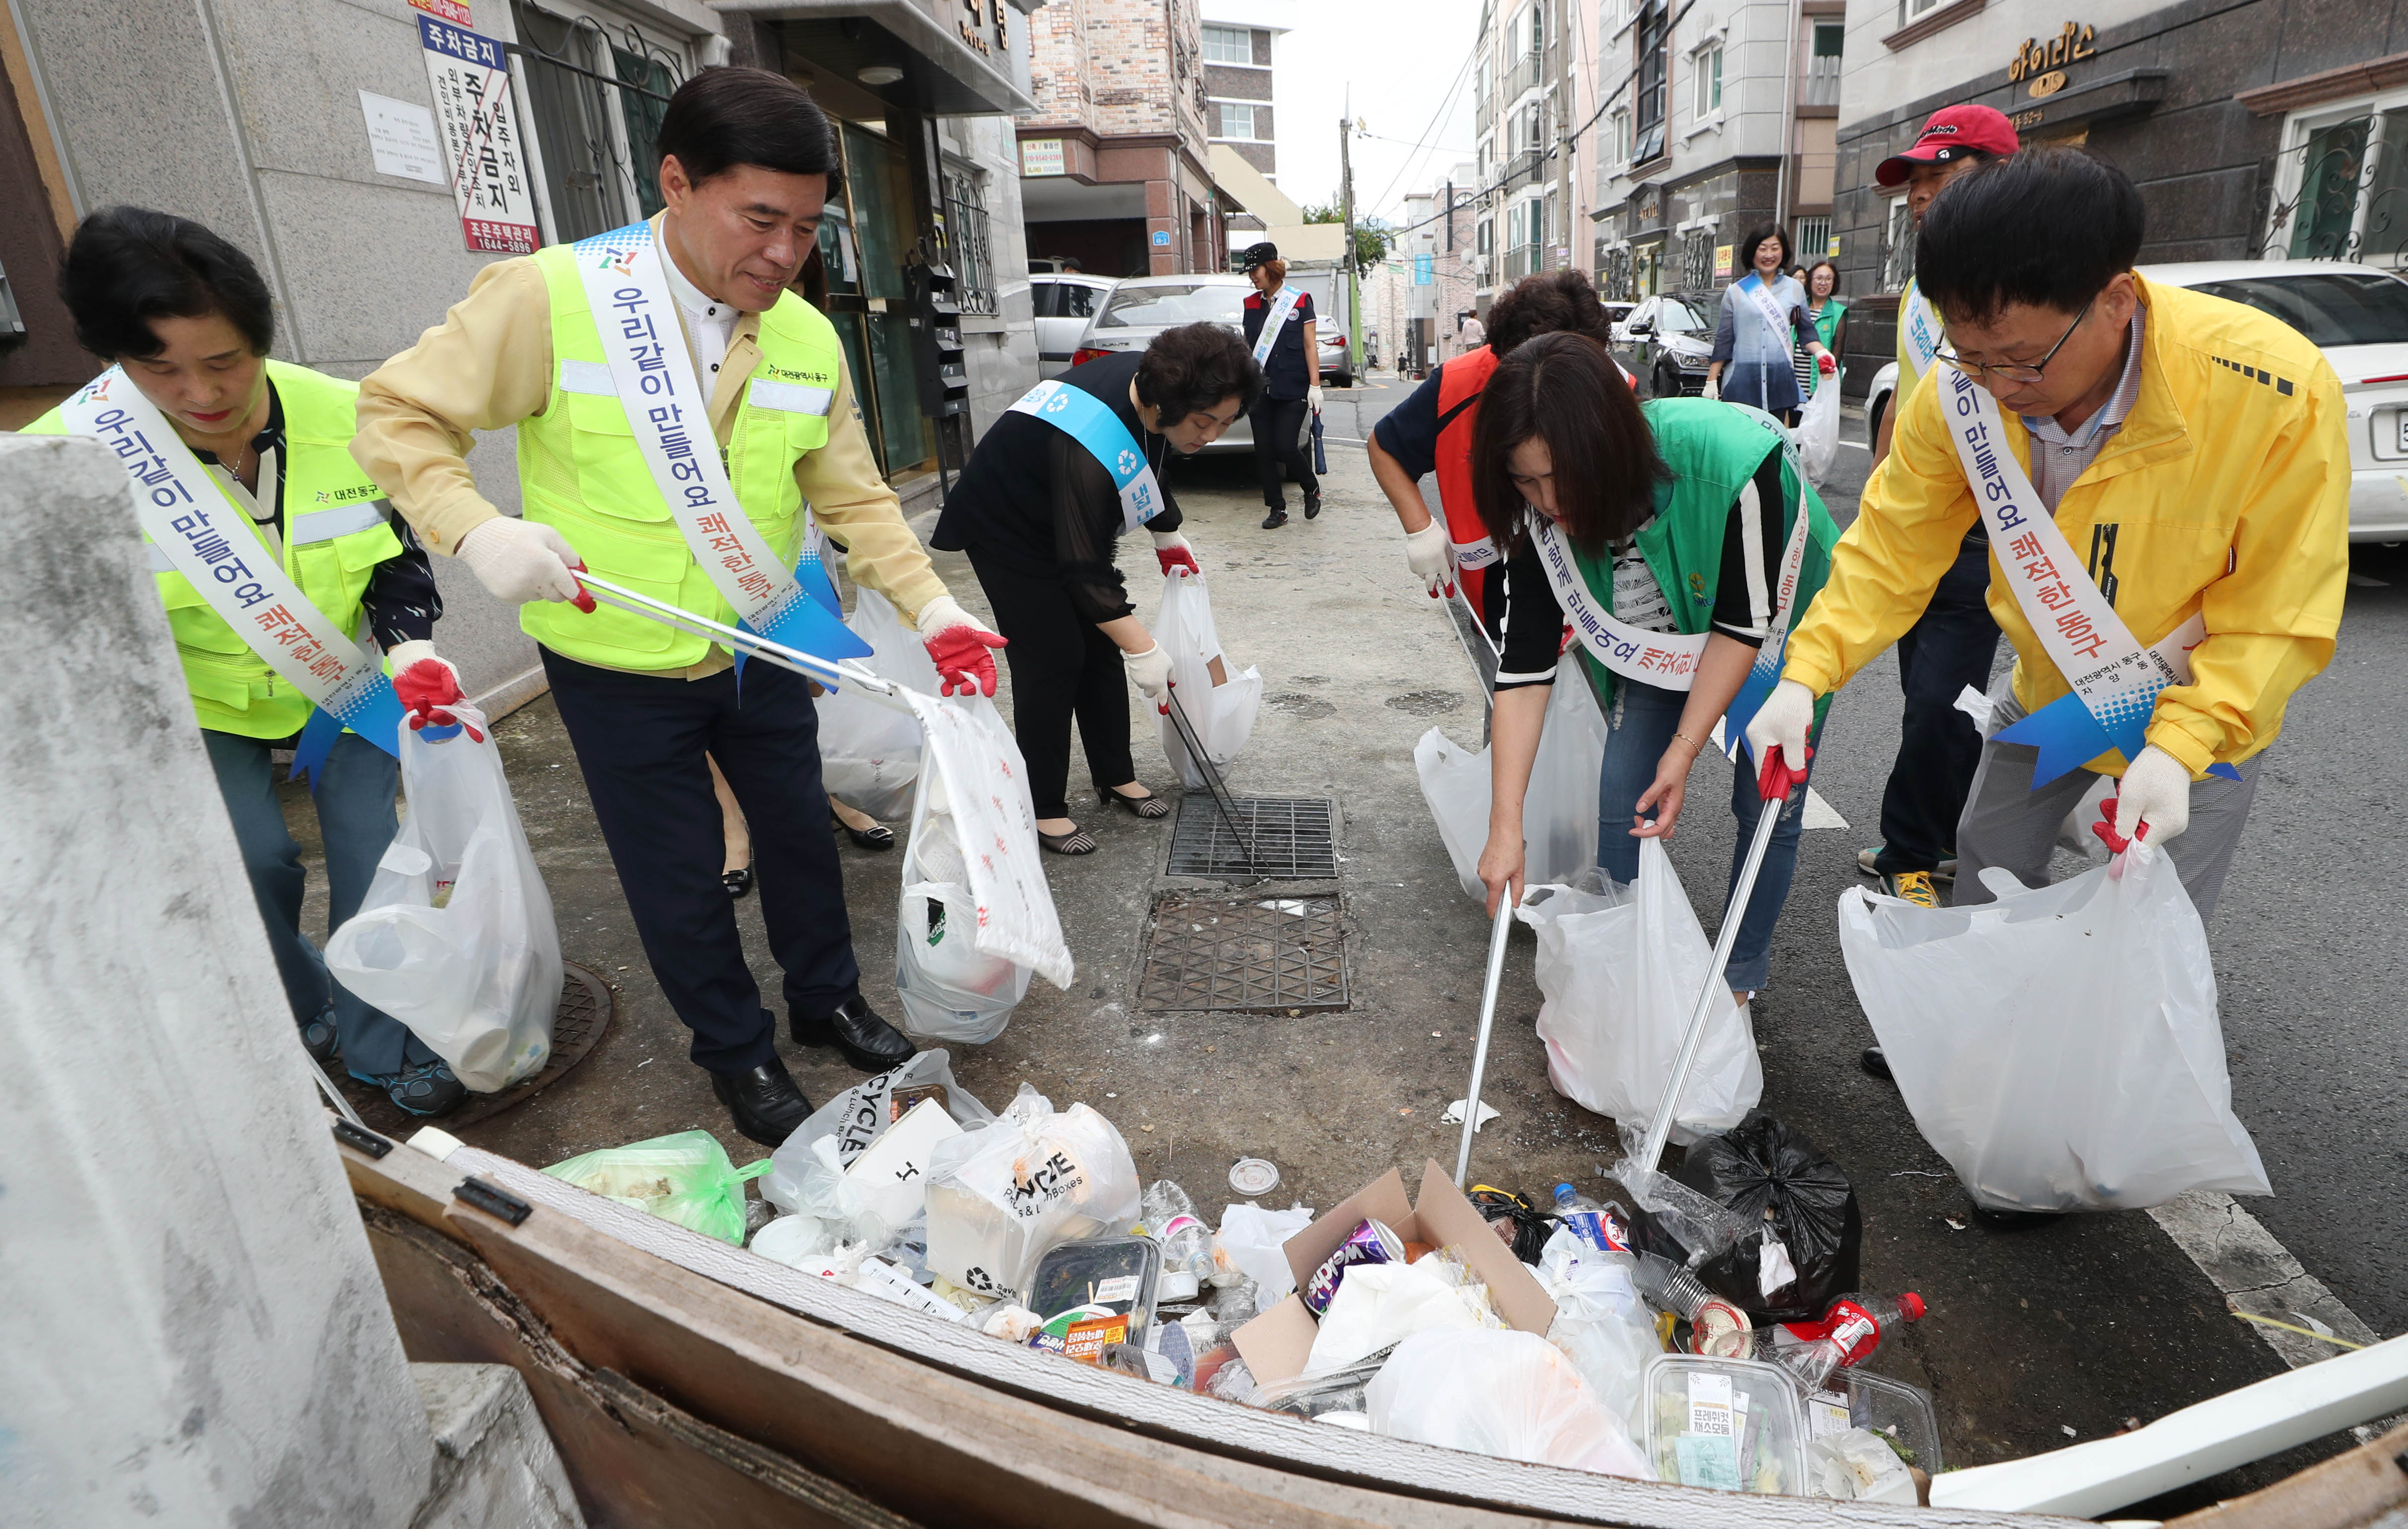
[1934,297,2093,385]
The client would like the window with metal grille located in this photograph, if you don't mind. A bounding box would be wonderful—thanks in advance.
[1794,215,1832,266]
[941,165,997,316]
[511,1,683,244]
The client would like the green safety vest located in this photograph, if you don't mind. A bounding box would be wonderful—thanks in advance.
[517,243,844,670]
[1567,397,1840,713]
[28,360,403,738]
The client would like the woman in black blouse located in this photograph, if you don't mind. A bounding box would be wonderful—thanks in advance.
[932,323,1261,854]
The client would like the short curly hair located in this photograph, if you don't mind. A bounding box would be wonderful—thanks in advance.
[1486,269,1613,357]
[1135,321,1262,423]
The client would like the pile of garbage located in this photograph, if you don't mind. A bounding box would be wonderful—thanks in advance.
[542,1056,1937,1503]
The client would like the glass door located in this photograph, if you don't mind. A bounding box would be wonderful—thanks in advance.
[836,122,933,479]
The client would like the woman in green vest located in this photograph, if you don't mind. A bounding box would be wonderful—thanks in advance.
[34,208,469,1116]
[1795,260,1847,399]
[1472,332,1838,1003]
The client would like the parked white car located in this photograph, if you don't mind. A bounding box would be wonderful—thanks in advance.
[1867,262,2408,541]
[1030,273,1116,380]
[1069,274,1309,456]
[2140,260,2408,542]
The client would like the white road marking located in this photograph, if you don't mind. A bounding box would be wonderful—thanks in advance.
[1838,439,1870,451]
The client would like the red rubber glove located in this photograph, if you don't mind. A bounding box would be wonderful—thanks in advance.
[387,643,484,742]
[915,595,1007,698]
[1816,351,1838,376]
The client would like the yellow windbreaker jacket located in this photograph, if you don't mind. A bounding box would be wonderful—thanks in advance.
[1783,276,2349,778]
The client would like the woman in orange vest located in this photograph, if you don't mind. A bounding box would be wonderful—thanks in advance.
[1368,271,1630,636]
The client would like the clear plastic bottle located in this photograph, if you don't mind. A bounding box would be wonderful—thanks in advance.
[1634,1251,1752,1358]
[1756,1292,1927,1389]
[1552,1182,1635,1258]
[1141,1180,1215,1299]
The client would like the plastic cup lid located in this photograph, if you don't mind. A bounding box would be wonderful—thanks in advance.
[1229,1158,1281,1196]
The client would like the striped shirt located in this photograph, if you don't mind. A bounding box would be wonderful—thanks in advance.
[2021,305,2145,513]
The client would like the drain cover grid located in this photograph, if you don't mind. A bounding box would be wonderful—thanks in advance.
[1136,894,1349,1013]
[1166,795,1338,881]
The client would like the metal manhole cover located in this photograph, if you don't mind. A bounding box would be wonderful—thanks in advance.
[1167,796,1338,881]
[336,960,614,1135]
[1136,895,1349,1013]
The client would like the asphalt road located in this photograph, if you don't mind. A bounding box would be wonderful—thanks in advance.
[1302,368,2408,1505]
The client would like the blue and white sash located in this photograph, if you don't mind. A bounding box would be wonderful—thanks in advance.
[61,368,407,784]
[1005,378,1168,533]
[1899,279,1943,381]
[1738,272,1792,347]
[1937,366,2239,787]
[570,221,867,668]
[1251,284,1304,366]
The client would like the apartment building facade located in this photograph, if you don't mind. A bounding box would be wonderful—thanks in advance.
[1470,0,1597,316]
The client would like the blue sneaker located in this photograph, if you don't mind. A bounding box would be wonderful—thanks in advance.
[361,1058,466,1117]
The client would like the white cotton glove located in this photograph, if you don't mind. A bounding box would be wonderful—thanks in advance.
[1151,530,1202,579]
[455,516,591,607]
[1403,520,1454,598]
[913,593,1007,698]
[1744,678,1816,773]
[1123,643,1173,702]
[1308,384,1326,412]
[2108,745,2192,847]
[1703,376,1722,401]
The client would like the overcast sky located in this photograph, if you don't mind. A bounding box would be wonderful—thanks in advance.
[1264,0,1485,226]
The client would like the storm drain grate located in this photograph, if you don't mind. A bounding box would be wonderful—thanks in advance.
[1166,796,1338,881]
[1136,894,1349,1013]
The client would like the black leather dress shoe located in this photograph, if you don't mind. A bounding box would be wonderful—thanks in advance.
[1860,1046,1894,1083]
[790,994,915,1073]
[710,1058,814,1146]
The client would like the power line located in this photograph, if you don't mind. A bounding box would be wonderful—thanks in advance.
[1364,36,1480,223]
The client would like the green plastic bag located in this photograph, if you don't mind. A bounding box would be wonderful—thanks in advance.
[542,1130,769,1246]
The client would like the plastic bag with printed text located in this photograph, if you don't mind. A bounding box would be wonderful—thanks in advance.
[1417,670,1611,903]
[922,1085,1143,1301]
[325,705,559,1092]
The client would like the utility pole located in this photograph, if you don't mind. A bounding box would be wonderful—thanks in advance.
[1555,0,1575,273]
[1774,0,1801,231]
[1340,97,1361,365]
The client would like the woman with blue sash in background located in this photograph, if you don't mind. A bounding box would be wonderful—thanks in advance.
[1706,223,1834,425]
[932,323,1262,856]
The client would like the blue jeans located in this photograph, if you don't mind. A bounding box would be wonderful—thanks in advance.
[1595,678,1817,994]
[204,728,431,1079]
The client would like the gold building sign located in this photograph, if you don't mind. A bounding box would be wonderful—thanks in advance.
[2009,21,2096,84]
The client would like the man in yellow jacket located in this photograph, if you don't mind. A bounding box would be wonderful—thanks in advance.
[1749,151,2346,986]
[353,67,1004,1145]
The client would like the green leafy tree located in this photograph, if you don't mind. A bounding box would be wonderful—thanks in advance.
[1300,202,1392,272]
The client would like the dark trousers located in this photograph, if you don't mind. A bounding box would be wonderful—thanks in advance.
[1250,395,1318,510]
[541,646,858,1073]
[967,546,1134,819]
[1873,536,2004,876]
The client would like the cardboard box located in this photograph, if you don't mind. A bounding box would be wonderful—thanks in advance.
[844,1096,961,1230]
[1230,1158,1558,1386]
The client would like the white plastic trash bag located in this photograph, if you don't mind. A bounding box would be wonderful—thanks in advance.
[1518,840,1762,1144]
[1837,842,2270,1213]
[892,694,1071,1044]
[1418,670,1610,903]
[326,706,559,1092]
[1794,366,1842,485]
[922,1084,1142,1300]
[1366,1328,1653,1479]
[1153,572,1262,789]
[816,588,942,819]
[761,1049,994,1212]
[1305,1258,1498,1376]
[1537,1227,1659,1438]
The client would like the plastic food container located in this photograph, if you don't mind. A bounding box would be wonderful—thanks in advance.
[1643,1354,1808,1495]
[1805,1368,1942,1476]
[1027,1235,1162,1342]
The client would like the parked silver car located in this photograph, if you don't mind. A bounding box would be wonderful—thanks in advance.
[1030,272,1116,379]
[1069,273,1307,455]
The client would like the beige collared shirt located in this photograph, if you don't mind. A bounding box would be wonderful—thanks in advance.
[350,216,947,679]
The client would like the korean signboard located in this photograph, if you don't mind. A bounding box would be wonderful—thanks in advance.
[417,14,540,256]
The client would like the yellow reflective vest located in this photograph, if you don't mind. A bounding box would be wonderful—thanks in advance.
[27,361,403,738]
[516,242,844,671]
[1785,275,2349,778]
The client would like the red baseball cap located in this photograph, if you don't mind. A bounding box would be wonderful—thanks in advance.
[1875,105,2020,186]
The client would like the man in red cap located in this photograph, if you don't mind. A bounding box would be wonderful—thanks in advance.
[1853,103,2021,929]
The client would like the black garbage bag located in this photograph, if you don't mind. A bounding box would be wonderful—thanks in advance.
[1630,1111,1861,1322]
[1468,1186,1558,1265]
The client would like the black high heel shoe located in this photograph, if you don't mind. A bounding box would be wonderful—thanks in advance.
[723,866,753,898]
[830,817,896,851]
[1099,786,1171,820]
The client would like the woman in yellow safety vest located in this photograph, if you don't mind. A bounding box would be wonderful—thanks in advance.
[31,208,471,1116]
